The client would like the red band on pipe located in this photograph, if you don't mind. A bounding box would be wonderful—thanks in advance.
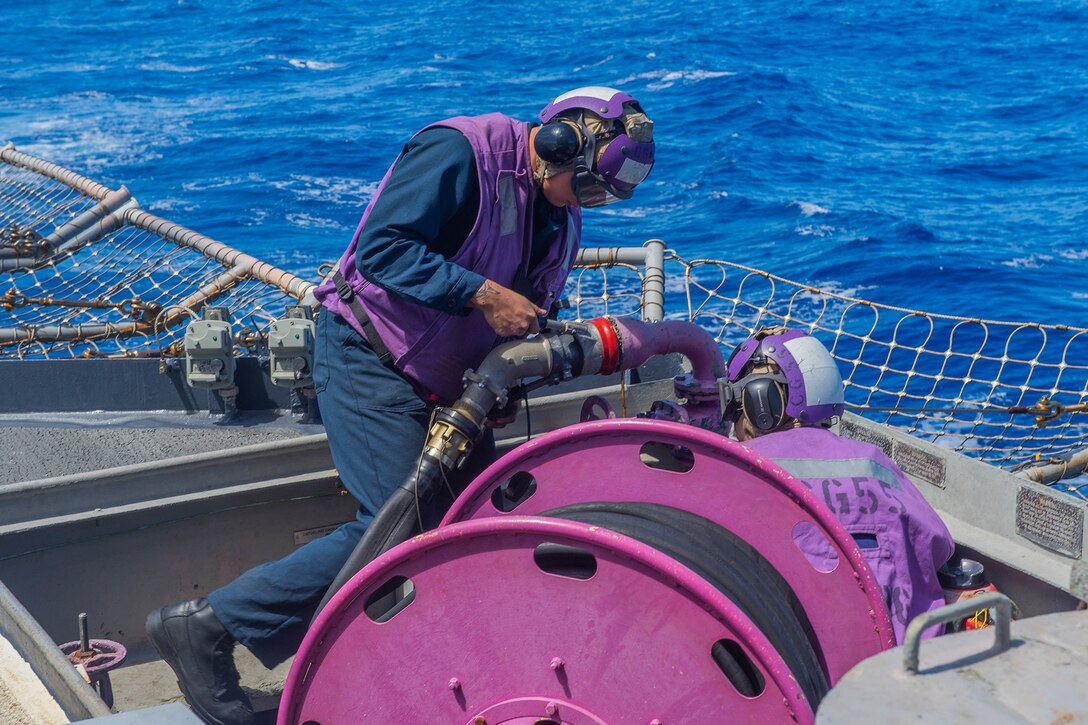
[590,317,621,375]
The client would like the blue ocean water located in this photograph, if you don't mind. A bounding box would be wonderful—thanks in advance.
[2,0,1086,327]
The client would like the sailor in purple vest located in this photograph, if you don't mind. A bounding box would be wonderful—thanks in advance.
[146,86,656,724]
[722,327,955,644]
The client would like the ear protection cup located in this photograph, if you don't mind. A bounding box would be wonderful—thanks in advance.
[533,119,583,165]
[740,376,789,432]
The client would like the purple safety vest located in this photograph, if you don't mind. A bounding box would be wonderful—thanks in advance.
[314,113,582,402]
[744,426,954,644]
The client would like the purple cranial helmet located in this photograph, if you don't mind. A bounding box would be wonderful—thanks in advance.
[722,327,846,433]
[535,86,655,207]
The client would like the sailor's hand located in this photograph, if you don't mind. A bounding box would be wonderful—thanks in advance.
[469,279,547,337]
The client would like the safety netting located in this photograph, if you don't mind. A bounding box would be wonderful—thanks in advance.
[2,146,1085,492]
[0,147,309,359]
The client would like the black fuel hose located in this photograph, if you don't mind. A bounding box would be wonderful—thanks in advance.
[312,456,444,620]
[540,502,830,709]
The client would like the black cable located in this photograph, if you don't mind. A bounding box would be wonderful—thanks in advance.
[540,502,830,708]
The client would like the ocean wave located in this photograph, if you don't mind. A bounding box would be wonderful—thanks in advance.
[17,132,164,172]
[809,279,877,300]
[285,212,348,230]
[263,56,342,71]
[146,198,198,214]
[615,68,737,90]
[182,177,244,192]
[1001,255,1054,270]
[594,205,651,219]
[138,61,210,73]
[268,175,379,206]
[573,55,615,72]
[794,224,838,238]
[288,58,342,71]
[791,201,829,216]
[240,209,270,227]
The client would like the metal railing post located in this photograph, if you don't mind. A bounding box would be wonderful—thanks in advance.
[641,239,666,323]
[574,239,668,323]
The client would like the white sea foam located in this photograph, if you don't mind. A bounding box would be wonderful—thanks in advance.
[285,212,348,230]
[794,224,840,238]
[182,177,243,192]
[138,61,210,73]
[806,278,877,300]
[595,205,651,219]
[1060,249,1088,260]
[598,197,697,219]
[286,58,341,71]
[1001,254,1053,269]
[573,55,614,72]
[615,69,736,90]
[791,200,830,216]
[262,55,341,71]
[147,198,197,213]
[269,175,379,206]
[19,130,164,172]
[241,208,270,226]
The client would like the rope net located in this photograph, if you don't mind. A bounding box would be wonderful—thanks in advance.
[0,151,308,358]
[566,256,1087,496]
[2,149,1085,492]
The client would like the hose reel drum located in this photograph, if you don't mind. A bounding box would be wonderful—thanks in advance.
[281,420,893,724]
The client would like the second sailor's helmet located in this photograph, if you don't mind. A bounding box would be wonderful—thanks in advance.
[721,327,846,434]
[533,86,655,207]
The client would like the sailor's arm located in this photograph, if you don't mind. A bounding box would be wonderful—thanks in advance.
[353,128,486,314]
[466,279,547,337]
[354,127,545,336]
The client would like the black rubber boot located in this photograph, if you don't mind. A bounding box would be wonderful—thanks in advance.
[146,598,254,725]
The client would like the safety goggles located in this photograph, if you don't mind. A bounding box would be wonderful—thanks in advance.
[571,161,632,208]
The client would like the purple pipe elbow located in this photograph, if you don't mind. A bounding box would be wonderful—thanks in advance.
[611,317,725,382]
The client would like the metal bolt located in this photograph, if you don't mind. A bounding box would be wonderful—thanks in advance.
[550,657,565,671]
[448,678,461,691]
[78,613,91,655]
[545,702,558,716]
